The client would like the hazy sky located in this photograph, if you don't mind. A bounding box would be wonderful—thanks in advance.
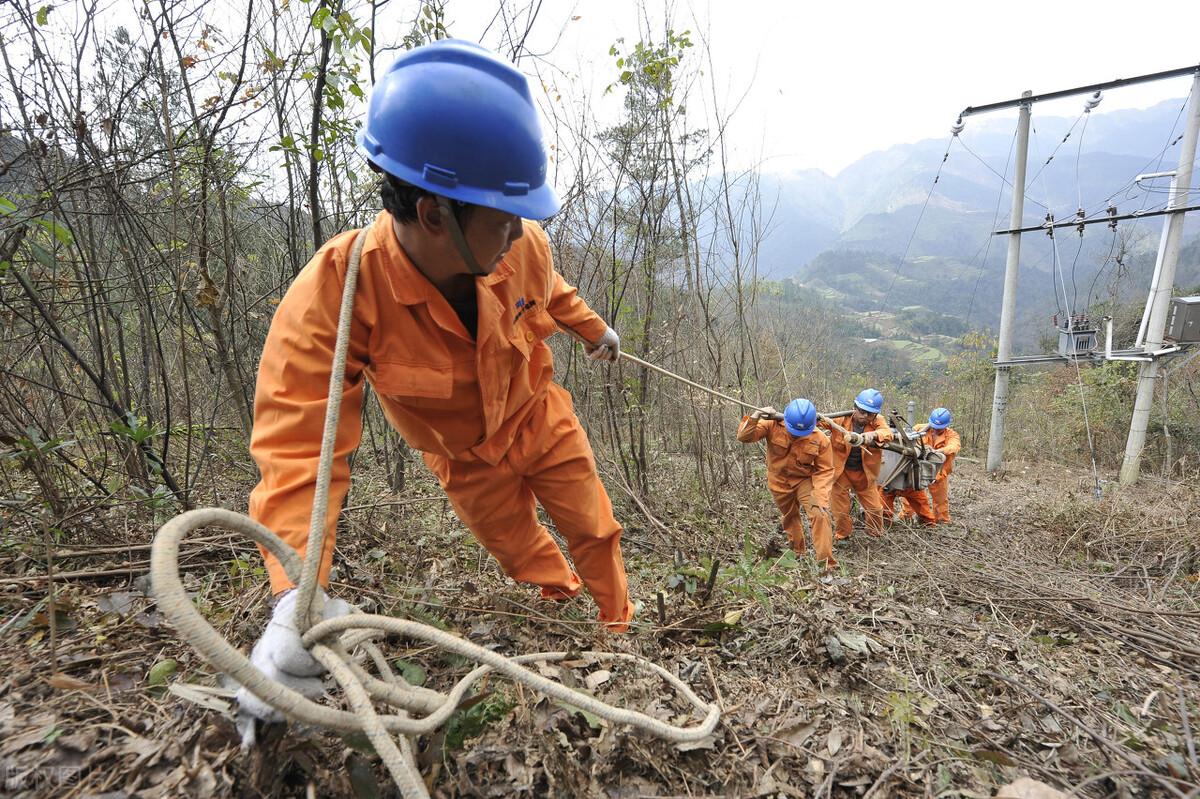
[441,0,1200,176]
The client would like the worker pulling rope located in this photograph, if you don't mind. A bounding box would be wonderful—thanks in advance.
[587,334,940,459]
[151,230,720,798]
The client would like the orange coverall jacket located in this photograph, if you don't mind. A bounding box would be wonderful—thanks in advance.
[914,424,961,482]
[248,212,628,620]
[735,417,835,500]
[819,414,894,483]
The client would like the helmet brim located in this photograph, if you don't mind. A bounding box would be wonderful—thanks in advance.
[359,133,562,220]
[785,421,814,437]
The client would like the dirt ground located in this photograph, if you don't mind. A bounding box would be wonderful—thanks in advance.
[2,456,1198,798]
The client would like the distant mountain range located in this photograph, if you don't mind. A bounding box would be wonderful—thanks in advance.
[750,98,1200,343]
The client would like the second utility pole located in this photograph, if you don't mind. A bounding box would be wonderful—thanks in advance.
[1119,71,1200,484]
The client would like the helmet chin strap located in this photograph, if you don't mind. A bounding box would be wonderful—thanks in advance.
[437,196,488,277]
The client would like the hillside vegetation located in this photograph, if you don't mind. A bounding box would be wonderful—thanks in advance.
[0,2,1198,798]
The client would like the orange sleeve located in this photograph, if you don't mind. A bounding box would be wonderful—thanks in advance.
[871,414,894,444]
[810,436,836,507]
[529,223,609,344]
[736,416,769,443]
[939,428,962,456]
[248,233,375,594]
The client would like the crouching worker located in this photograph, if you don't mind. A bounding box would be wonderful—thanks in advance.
[737,399,837,570]
[880,478,937,527]
[914,407,961,523]
[239,40,633,722]
[821,389,894,540]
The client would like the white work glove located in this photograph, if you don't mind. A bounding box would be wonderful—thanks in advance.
[586,326,620,362]
[846,431,864,447]
[860,431,878,446]
[750,405,778,420]
[236,587,352,724]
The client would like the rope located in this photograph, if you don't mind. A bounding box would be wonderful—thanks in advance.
[964,127,1018,328]
[594,339,928,457]
[151,230,720,798]
[557,327,859,437]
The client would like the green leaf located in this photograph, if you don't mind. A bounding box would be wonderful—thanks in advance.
[0,196,16,215]
[36,6,51,26]
[392,658,426,686]
[701,620,736,635]
[1115,702,1139,727]
[147,658,178,687]
[29,241,55,267]
[37,219,74,247]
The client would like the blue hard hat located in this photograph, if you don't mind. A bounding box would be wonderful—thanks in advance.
[783,398,817,437]
[929,407,952,429]
[854,388,884,414]
[357,39,560,220]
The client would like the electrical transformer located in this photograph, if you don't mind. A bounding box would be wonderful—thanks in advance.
[1165,296,1200,343]
[1054,313,1099,358]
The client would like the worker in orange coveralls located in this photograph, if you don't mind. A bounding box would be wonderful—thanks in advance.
[736,399,838,569]
[238,42,634,723]
[820,389,894,540]
[912,407,961,523]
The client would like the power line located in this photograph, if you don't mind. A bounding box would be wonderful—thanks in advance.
[1027,109,1088,189]
[1084,229,1120,314]
[1031,121,1102,497]
[965,128,1018,328]
[872,133,958,315]
[956,135,1050,211]
[1081,97,1190,218]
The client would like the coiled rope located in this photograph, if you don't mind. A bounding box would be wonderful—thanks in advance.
[150,230,720,798]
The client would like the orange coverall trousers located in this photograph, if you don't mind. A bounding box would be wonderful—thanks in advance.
[769,483,837,568]
[832,467,886,539]
[928,476,952,523]
[423,386,633,627]
[880,486,936,525]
